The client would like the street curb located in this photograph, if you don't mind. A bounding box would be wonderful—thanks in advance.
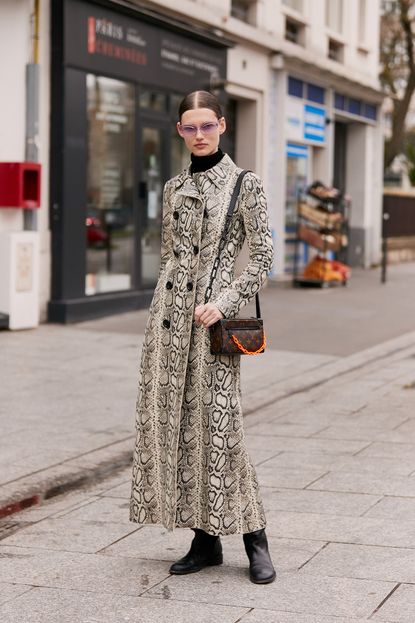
[0,440,133,523]
[1,330,415,523]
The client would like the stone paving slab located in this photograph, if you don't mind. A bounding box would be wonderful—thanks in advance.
[238,611,382,623]
[144,568,394,619]
[0,582,33,607]
[363,495,415,519]
[255,465,330,489]
[0,587,249,623]
[298,542,415,583]
[264,510,415,548]
[371,584,415,622]
[307,470,415,497]
[2,517,139,554]
[53,495,132,524]
[262,451,415,476]
[0,545,170,596]
[262,488,381,517]
[311,424,415,443]
[245,434,370,456]
[358,441,415,461]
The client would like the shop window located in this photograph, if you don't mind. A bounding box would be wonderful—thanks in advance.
[334,93,377,122]
[282,0,304,12]
[139,90,167,112]
[328,38,344,63]
[285,18,304,45]
[231,0,257,25]
[86,74,135,296]
[288,76,304,98]
[334,92,346,110]
[306,84,325,105]
[363,103,377,121]
[289,77,325,104]
[348,98,362,116]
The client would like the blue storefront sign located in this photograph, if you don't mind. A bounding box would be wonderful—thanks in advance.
[286,143,309,158]
[304,104,325,143]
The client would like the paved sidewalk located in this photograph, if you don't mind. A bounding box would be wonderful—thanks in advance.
[0,262,414,516]
[1,331,415,621]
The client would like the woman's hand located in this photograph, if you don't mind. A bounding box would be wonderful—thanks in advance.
[194,303,223,328]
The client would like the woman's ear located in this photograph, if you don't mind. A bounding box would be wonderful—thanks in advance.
[176,121,182,135]
[218,117,226,135]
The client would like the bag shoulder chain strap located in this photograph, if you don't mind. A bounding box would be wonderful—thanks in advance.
[204,169,261,319]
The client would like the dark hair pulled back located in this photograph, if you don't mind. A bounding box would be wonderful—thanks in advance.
[178,90,223,120]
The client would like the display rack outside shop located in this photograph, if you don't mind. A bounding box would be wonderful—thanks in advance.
[292,186,351,288]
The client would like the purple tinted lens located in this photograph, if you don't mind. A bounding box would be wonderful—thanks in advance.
[180,125,196,136]
[180,122,218,136]
[201,123,218,134]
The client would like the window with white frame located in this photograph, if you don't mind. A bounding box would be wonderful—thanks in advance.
[285,17,305,45]
[326,0,343,33]
[282,0,304,12]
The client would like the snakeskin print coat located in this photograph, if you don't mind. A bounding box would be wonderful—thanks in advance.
[129,153,274,536]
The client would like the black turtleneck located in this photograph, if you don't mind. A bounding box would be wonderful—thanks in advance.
[190,148,225,174]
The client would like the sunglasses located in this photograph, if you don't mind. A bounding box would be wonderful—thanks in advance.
[178,121,219,138]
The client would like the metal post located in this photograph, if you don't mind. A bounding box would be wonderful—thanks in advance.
[24,0,40,231]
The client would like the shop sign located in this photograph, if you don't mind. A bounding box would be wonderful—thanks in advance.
[286,143,309,158]
[304,104,325,143]
[286,97,326,145]
[65,0,227,92]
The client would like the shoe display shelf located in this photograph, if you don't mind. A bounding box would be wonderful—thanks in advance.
[292,188,351,288]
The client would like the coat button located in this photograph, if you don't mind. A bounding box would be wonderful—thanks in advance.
[166,281,173,290]
[193,245,199,255]
[173,210,179,220]
[162,318,170,329]
[187,282,193,291]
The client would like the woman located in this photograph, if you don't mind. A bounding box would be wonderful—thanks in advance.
[129,90,276,584]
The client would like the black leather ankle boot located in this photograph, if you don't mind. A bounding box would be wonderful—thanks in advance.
[169,528,223,575]
[243,528,276,584]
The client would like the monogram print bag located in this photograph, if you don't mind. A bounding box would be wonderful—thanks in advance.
[206,170,266,356]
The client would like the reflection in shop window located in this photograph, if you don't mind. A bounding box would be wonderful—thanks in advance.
[139,90,167,112]
[86,74,135,296]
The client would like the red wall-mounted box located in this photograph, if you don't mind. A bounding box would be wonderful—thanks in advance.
[0,162,41,209]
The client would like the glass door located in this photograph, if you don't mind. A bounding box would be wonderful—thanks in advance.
[285,143,309,273]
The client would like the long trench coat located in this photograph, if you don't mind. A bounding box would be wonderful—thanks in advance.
[129,153,274,536]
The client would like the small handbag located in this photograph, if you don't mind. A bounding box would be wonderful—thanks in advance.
[206,170,266,356]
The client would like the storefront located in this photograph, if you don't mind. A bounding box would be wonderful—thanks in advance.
[278,72,381,274]
[284,76,328,273]
[49,0,230,322]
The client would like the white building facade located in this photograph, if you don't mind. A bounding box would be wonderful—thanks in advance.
[0,0,383,326]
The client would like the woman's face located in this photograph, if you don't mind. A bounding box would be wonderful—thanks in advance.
[177,107,226,157]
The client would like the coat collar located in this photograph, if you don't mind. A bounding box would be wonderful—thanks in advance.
[173,153,237,195]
